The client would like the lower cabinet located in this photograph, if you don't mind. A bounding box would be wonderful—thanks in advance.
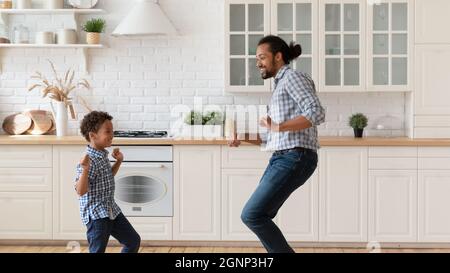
[123,217,172,241]
[173,146,221,240]
[418,170,450,242]
[368,170,418,242]
[52,145,86,240]
[319,147,368,242]
[0,192,52,239]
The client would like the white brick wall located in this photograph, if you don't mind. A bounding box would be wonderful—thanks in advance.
[0,0,406,136]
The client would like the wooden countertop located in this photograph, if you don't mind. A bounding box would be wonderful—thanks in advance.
[1,135,450,146]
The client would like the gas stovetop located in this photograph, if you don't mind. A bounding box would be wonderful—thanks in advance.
[113,130,169,138]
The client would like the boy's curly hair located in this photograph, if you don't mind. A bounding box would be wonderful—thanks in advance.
[80,111,113,142]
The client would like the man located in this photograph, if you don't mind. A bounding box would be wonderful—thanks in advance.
[228,35,325,253]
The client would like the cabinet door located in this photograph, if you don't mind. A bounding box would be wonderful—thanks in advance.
[278,169,319,241]
[319,0,366,92]
[367,0,413,91]
[222,169,263,241]
[415,45,450,116]
[418,170,450,242]
[52,146,86,240]
[225,0,271,93]
[415,0,450,44]
[0,192,52,239]
[173,146,221,240]
[369,170,417,242]
[319,147,368,242]
[271,0,318,82]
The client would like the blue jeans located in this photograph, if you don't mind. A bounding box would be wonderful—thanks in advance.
[241,148,318,253]
[86,213,141,253]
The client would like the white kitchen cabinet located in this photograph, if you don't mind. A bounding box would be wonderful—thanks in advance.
[418,170,450,242]
[0,192,52,239]
[414,45,450,138]
[52,145,86,240]
[319,147,368,242]
[0,168,52,192]
[225,0,271,93]
[368,170,417,242]
[0,145,52,168]
[173,146,221,240]
[278,169,319,242]
[319,0,366,92]
[367,0,413,91]
[271,0,318,81]
[222,145,271,169]
[221,169,263,241]
[415,0,450,44]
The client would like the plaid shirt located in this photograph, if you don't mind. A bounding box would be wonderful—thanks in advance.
[75,145,122,225]
[265,65,325,152]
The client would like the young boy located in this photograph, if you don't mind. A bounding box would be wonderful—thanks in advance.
[75,111,141,253]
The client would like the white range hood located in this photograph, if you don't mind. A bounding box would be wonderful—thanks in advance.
[112,0,177,37]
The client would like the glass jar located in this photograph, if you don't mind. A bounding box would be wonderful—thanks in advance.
[0,0,13,9]
[14,25,30,44]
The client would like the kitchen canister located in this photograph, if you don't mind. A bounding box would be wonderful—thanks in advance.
[56,29,77,44]
[35,31,55,44]
[16,0,32,9]
[46,0,64,9]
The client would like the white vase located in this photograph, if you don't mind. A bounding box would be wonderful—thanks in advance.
[181,125,222,140]
[51,101,68,136]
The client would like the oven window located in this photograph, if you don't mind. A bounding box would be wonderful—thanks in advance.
[115,176,166,204]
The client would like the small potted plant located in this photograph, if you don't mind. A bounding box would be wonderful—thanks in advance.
[349,113,368,138]
[182,111,224,139]
[82,18,106,45]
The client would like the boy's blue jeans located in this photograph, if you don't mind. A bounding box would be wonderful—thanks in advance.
[86,213,141,253]
[241,148,318,253]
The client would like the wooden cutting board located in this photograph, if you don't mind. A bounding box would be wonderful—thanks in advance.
[2,113,32,135]
[24,110,53,135]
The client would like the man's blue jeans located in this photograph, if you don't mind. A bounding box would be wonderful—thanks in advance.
[86,213,141,253]
[241,148,318,253]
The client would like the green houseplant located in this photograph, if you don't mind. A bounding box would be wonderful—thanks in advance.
[349,113,368,138]
[182,111,224,139]
[82,18,106,45]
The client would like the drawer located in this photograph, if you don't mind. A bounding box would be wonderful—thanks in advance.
[369,147,417,158]
[419,158,450,170]
[369,158,417,170]
[0,145,52,167]
[126,217,172,241]
[222,146,271,169]
[418,147,450,157]
[0,168,52,191]
[0,192,52,239]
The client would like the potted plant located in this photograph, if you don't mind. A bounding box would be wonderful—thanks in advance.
[349,113,368,138]
[182,111,224,139]
[82,18,106,45]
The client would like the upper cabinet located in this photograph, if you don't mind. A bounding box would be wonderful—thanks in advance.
[367,0,413,91]
[224,0,413,93]
[225,0,271,93]
[319,0,365,92]
[415,0,450,44]
[271,0,318,83]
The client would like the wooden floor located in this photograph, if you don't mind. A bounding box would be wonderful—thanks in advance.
[1,246,450,253]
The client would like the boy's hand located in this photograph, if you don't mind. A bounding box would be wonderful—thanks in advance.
[80,154,90,170]
[112,148,124,162]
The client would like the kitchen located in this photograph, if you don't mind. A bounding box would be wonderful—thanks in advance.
[0,0,450,254]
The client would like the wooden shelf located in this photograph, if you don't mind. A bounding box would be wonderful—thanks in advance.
[0,44,104,48]
[0,9,105,15]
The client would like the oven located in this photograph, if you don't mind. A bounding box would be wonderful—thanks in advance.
[108,145,173,217]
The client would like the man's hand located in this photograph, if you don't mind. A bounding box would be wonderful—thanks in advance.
[260,116,280,132]
[227,132,241,147]
[80,154,90,170]
[112,148,124,162]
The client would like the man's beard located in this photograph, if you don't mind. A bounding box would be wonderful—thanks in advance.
[260,68,274,79]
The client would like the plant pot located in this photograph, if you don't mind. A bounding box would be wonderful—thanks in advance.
[86,32,100,44]
[353,128,364,138]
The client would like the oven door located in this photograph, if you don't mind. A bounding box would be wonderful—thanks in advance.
[114,162,173,217]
